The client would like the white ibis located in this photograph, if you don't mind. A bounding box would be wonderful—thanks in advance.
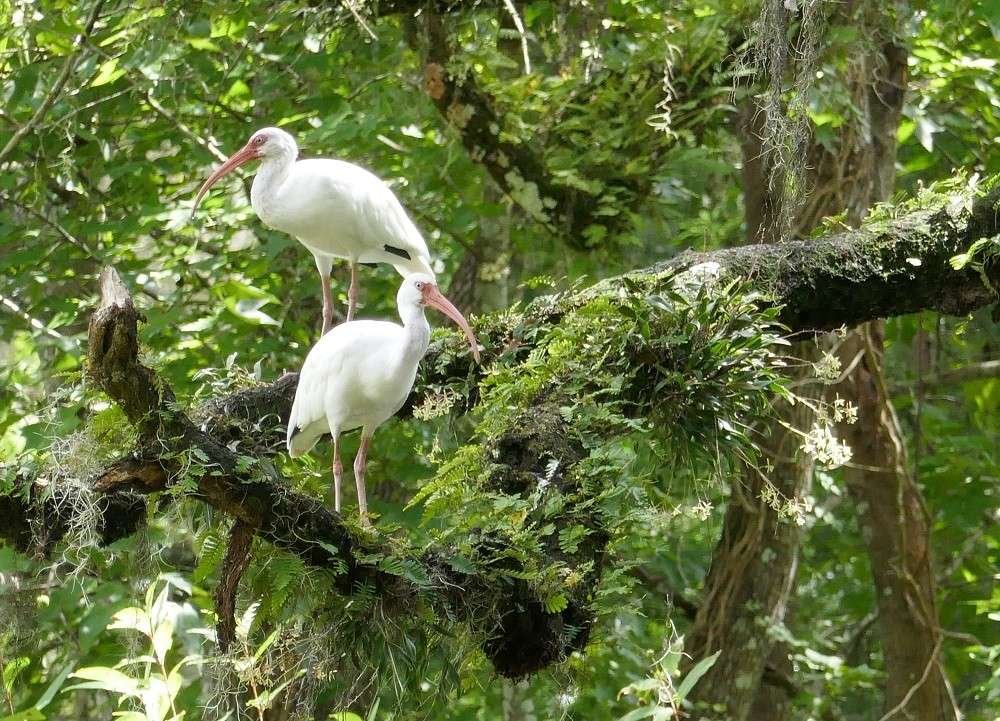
[286,273,481,526]
[192,127,434,333]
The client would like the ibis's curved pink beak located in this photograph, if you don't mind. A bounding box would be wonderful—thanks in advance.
[423,285,482,364]
[190,142,259,217]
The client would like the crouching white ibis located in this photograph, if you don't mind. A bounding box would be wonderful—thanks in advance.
[192,127,434,333]
[286,273,481,526]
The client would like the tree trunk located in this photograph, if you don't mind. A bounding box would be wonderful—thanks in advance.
[683,4,954,719]
[838,325,955,719]
[829,23,955,721]
[683,375,814,718]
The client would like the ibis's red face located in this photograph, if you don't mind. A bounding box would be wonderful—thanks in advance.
[418,281,482,364]
[190,133,268,215]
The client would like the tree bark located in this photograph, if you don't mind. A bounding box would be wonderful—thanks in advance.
[35,270,604,678]
[682,385,814,717]
[839,325,955,719]
[682,4,958,719]
[2,172,995,559]
[829,21,956,720]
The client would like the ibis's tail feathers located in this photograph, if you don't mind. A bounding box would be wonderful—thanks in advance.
[287,419,324,458]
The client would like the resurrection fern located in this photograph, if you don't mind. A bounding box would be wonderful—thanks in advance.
[406,270,791,656]
[245,552,313,623]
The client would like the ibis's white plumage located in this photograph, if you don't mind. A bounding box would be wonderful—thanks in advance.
[194,126,434,333]
[286,314,428,458]
[284,274,481,526]
[251,145,434,277]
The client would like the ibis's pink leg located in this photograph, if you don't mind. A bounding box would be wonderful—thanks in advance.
[353,430,373,527]
[346,261,359,323]
[320,272,334,336]
[314,254,335,336]
[331,435,343,513]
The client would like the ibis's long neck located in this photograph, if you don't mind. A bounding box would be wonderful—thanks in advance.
[398,302,431,362]
[250,155,294,217]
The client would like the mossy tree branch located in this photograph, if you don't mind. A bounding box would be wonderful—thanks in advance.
[2,177,997,677]
[416,7,679,248]
[152,177,1000,438]
[6,267,599,677]
[11,179,996,539]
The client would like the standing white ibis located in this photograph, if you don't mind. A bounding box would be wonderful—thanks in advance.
[192,127,434,333]
[286,273,481,526]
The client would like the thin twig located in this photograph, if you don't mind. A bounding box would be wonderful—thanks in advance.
[501,0,531,74]
[0,291,68,342]
[45,88,132,129]
[0,0,106,166]
[144,90,228,162]
[0,191,104,262]
[345,72,392,102]
[874,636,942,721]
[342,0,378,40]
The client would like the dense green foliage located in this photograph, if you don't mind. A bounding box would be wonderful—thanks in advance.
[1,1,998,720]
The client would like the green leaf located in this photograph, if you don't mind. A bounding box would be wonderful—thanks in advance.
[3,657,29,692]
[543,593,568,614]
[252,628,282,663]
[91,58,124,86]
[109,607,151,635]
[0,710,45,721]
[616,706,658,721]
[235,601,260,643]
[674,650,721,701]
[152,617,174,665]
[34,662,74,709]
[67,666,140,696]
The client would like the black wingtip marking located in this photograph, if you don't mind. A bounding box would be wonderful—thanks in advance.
[289,425,302,440]
[384,244,411,260]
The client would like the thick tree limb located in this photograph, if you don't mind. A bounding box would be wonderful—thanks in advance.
[17,268,591,677]
[135,178,1000,445]
[80,181,1000,519]
[2,178,997,677]
[59,180,997,511]
[417,9,673,247]
[420,11,582,239]
[86,268,373,593]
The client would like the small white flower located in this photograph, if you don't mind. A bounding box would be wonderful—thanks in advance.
[689,499,713,520]
[813,352,841,383]
[802,423,852,468]
[832,397,858,424]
